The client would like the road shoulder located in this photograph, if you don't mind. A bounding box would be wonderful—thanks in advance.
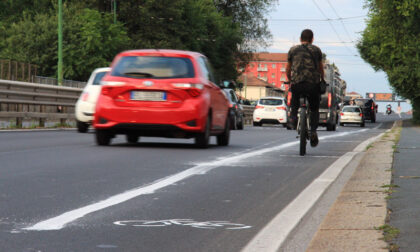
[307,121,402,251]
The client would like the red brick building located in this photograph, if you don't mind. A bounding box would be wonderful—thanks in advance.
[243,53,290,92]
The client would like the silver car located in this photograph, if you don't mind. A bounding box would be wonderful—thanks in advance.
[339,105,365,127]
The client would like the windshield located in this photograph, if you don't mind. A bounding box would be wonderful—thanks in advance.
[111,56,195,79]
[259,99,283,106]
[342,107,361,113]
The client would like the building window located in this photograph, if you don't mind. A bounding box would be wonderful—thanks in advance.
[281,67,286,72]
[272,82,275,86]
[272,64,276,69]
[272,73,275,78]
[258,73,261,78]
[280,76,286,81]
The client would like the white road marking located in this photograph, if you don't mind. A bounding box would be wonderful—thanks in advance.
[24,129,370,231]
[240,131,385,252]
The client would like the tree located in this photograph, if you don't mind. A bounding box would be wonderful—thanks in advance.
[0,3,131,81]
[357,0,420,122]
[214,0,276,73]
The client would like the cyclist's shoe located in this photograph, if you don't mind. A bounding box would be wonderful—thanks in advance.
[310,131,319,147]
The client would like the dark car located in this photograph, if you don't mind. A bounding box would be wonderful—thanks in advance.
[354,98,378,122]
[222,89,244,130]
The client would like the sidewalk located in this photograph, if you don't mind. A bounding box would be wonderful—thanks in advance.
[389,120,420,251]
[306,121,403,251]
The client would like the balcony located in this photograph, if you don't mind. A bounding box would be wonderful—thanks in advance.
[257,76,268,81]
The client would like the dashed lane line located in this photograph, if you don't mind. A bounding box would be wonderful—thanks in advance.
[24,128,371,231]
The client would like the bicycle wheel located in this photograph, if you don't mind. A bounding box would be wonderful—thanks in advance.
[299,107,307,156]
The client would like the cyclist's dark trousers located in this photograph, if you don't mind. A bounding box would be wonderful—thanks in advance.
[290,82,320,131]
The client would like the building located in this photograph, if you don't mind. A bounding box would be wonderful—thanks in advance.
[237,73,283,101]
[346,91,362,100]
[242,53,289,92]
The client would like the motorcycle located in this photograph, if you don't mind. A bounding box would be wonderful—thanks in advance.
[386,107,392,115]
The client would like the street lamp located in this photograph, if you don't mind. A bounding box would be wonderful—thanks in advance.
[58,0,63,86]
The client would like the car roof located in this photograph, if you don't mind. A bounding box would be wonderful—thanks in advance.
[93,67,111,73]
[116,49,203,58]
[343,105,361,108]
[259,96,285,100]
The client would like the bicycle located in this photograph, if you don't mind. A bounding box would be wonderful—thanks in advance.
[297,94,311,156]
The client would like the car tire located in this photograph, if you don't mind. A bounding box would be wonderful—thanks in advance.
[77,120,89,133]
[217,115,230,146]
[126,134,139,144]
[339,123,344,126]
[283,123,287,128]
[96,129,111,146]
[326,122,335,131]
[371,114,376,123]
[361,122,365,127]
[231,115,238,130]
[195,115,211,148]
[237,116,244,130]
[253,121,261,127]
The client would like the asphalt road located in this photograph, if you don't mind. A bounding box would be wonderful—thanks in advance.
[0,113,405,252]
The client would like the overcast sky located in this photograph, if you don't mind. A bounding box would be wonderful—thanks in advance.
[264,0,411,112]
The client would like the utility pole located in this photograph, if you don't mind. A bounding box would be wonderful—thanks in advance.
[58,0,63,86]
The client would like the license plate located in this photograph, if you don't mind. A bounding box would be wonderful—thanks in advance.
[130,91,166,101]
[320,113,327,119]
[265,108,275,112]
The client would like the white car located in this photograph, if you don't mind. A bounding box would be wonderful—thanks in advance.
[253,97,288,127]
[75,67,110,132]
[339,105,365,127]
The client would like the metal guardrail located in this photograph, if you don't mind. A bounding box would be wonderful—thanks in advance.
[0,79,82,127]
[34,76,87,88]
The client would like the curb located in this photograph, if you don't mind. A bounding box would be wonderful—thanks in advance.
[306,121,402,251]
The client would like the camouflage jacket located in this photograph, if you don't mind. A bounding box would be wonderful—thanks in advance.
[287,44,322,85]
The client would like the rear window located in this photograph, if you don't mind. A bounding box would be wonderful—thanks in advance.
[92,71,108,85]
[111,56,195,79]
[343,107,361,113]
[259,99,283,106]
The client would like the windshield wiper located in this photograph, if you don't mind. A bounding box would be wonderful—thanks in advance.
[123,72,155,78]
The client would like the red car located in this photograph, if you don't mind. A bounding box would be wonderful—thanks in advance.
[93,49,231,148]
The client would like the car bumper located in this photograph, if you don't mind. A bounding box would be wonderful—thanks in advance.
[340,117,363,123]
[94,98,206,133]
[253,110,287,123]
[75,100,95,122]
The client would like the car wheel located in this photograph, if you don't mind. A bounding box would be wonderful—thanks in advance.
[77,120,89,133]
[195,115,211,148]
[95,129,111,146]
[326,123,335,131]
[339,123,344,126]
[283,123,287,128]
[237,116,244,130]
[361,122,365,127]
[126,134,139,144]
[217,115,230,146]
[231,115,238,130]
[253,121,261,127]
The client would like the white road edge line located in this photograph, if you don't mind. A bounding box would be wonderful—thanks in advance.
[23,128,371,231]
[240,129,389,252]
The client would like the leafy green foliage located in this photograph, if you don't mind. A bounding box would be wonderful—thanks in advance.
[357,0,420,122]
[0,0,273,82]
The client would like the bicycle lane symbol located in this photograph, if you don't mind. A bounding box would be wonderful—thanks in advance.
[113,219,252,230]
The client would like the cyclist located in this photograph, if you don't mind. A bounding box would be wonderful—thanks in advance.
[286,29,324,147]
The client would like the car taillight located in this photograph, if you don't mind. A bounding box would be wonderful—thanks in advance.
[328,93,332,108]
[340,112,344,116]
[276,106,286,110]
[360,113,363,117]
[81,92,89,101]
[255,105,264,109]
[235,104,238,110]
[287,92,292,106]
[172,83,204,97]
[101,86,113,95]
